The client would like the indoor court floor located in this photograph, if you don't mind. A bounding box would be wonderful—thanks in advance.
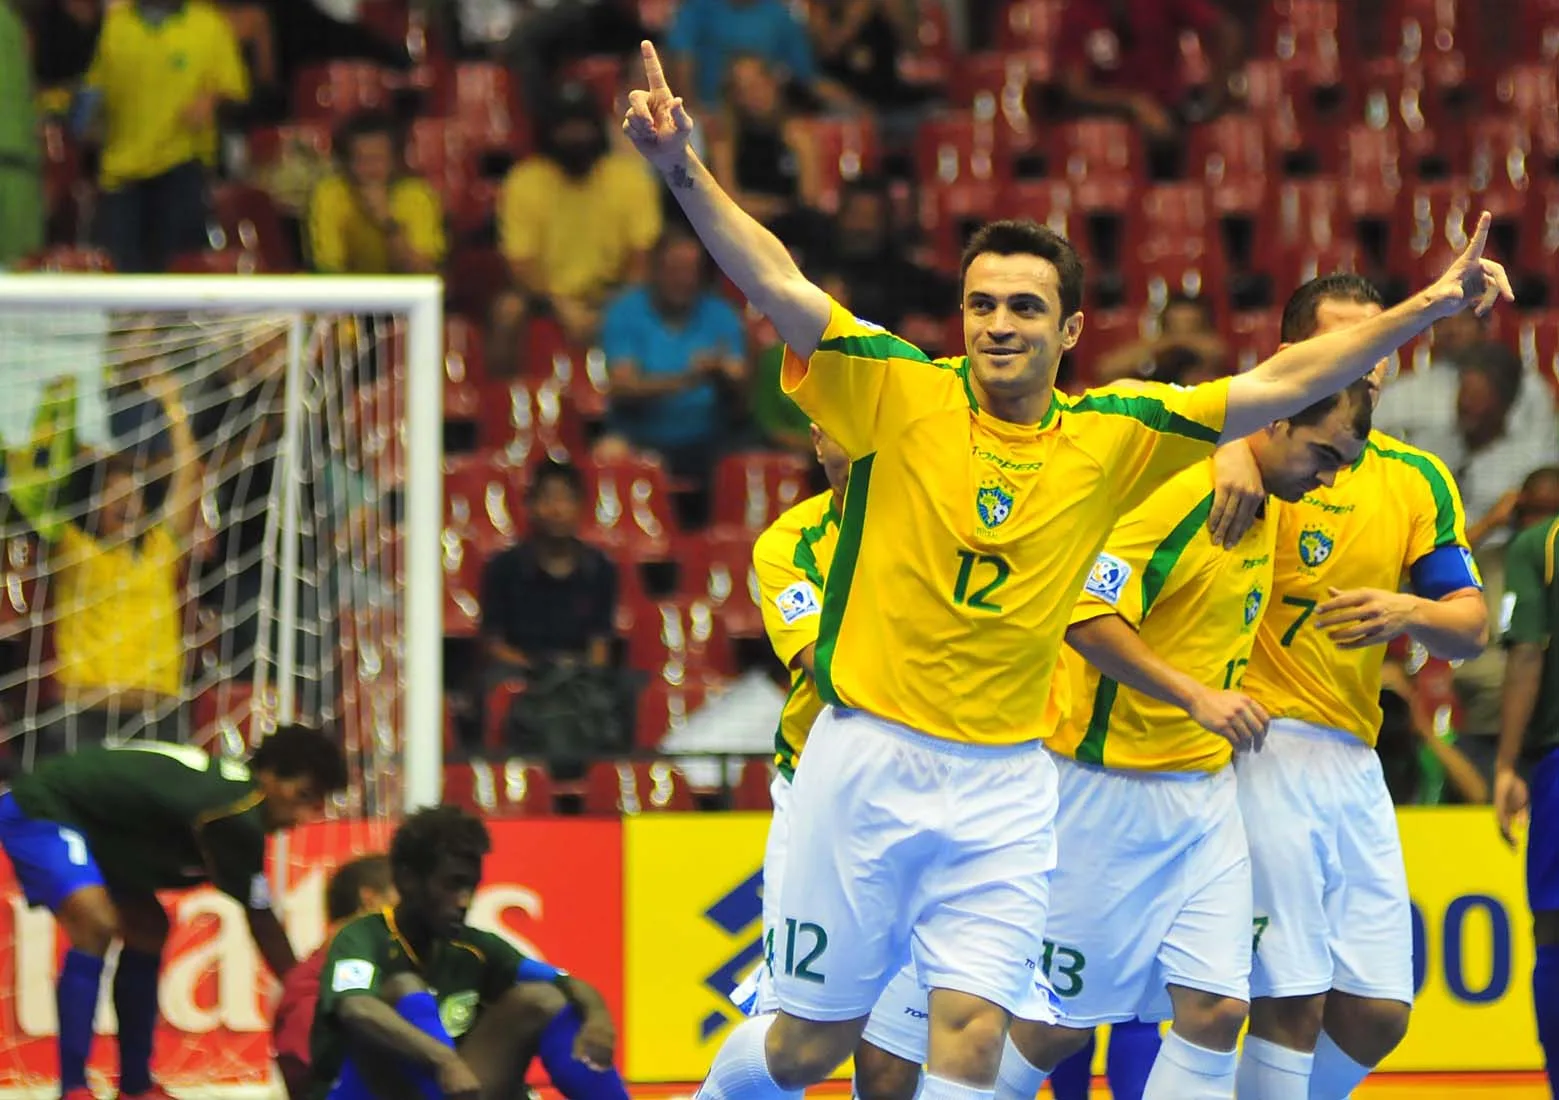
[632,1077,1553,1099]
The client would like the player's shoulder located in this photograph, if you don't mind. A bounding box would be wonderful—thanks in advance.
[1362,430,1460,500]
[1061,378,1223,434]
[332,910,392,949]
[815,296,932,364]
[755,490,834,564]
[451,925,518,958]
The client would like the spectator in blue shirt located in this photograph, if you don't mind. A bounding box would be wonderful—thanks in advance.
[665,0,853,109]
[596,232,749,480]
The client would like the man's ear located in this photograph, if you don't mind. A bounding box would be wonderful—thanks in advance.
[1061,311,1085,352]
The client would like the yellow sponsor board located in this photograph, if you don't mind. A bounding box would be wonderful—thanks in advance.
[625,807,1542,1079]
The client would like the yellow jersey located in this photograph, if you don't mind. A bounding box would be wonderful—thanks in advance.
[1048,459,1279,773]
[752,490,842,778]
[53,523,183,697]
[1243,431,1478,744]
[781,298,1230,745]
[307,174,448,274]
[87,0,249,189]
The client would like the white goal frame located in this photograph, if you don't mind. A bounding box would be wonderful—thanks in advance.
[0,274,445,813]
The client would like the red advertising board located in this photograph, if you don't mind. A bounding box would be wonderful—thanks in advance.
[0,818,623,1096]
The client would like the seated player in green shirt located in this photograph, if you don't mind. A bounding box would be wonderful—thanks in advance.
[312,805,628,1100]
[0,728,348,1100]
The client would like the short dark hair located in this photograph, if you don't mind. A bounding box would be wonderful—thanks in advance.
[335,110,400,156]
[326,855,392,923]
[1280,274,1384,343]
[527,459,585,503]
[249,725,348,794]
[1287,377,1375,440]
[959,220,1086,317]
[1523,465,1559,496]
[1457,340,1524,410]
[390,805,491,878]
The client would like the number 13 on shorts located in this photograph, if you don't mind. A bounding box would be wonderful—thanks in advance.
[766,918,829,984]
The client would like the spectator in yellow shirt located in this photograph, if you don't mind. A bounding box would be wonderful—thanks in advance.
[79,0,250,271]
[307,112,447,274]
[492,83,662,360]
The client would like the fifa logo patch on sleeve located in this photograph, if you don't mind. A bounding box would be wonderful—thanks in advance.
[1500,591,1518,636]
[776,582,821,624]
[1085,553,1131,605]
[331,959,375,992]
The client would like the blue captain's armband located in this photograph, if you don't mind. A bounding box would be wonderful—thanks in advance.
[1410,544,1481,600]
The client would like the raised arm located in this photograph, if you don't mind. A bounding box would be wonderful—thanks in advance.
[1222,212,1514,441]
[622,42,831,357]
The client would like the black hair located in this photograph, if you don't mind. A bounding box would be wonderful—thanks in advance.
[249,724,348,794]
[334,111,400,159]
[326,854,392,923]
[959,220,1086,317]
[527,459,585,503]
[1523,465,1559,495]
[1287,377,1375,440]
[1457,340,1524,410]
[390,805,491,878]
[839,174,890,205]
[1280,274,1384,344]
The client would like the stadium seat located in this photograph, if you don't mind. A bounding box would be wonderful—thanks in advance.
[732,758,775,811]
[442,761,498,814]
[1227,309,1285,373]
[444,244,512,322]
[1495,64,1559,171]
[996,0,1064,53]
[1340,125,1404,217]
[444,450,523,551]
[445,316,490,386]
[14,246,115,272]
[1517,311,1559,395]
[1189,114,1270,205]
[476,379,586,466]
[1516,0,1559,62]
[1265,0,1352,89]
[1124,183,1225,309]
[442,531,485,637]
[0,535,41,640]
[559,54,624,115]
[1240,59,1315,171]
[246,121,334,169]
[946,50,1044,114]
[404,117,475,215]
[677,529,763,637]
[915,114,1006,193]
[624,597,736,682]
[1056,118,1144,212]
[209,183,295,272]
[633,677,721,751]
[483,678,526,754]
[925,179,1004,270]
[446,62,528,154]
[525,319,610,417]
[711,452,813,534]
[583,760,695,814]
[582,453,679,558]
[495,759,556,816]
[1075,307,1147,387]
[168,249,269,274]
[793,117,879,212]
[292,62,396,122]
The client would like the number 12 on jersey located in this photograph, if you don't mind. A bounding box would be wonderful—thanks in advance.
[953,550,1012,612]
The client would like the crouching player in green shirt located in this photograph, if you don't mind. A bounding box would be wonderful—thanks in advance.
[0,728,349,1100]
[311,805,628,1100]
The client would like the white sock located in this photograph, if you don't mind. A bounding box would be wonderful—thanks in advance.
[1141,1028,1236,1100]
[1307,1030,1372,1100]
[993,1036,1048,1100]
[918,1073,993,1100]
[1235,1036,1314,1100]
[695,1015,803,1100]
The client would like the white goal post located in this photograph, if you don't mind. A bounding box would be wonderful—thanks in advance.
[0,274,445,813]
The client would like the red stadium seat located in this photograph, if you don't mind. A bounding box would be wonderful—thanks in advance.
[1056,119,1144,212]
[677,529,763,637]
[633,678,722,751]
[1073,307,1146,388]
[1495,64,1559,169]
[442,762,492,814]
[404,117,475,213]
[732,758,775,811]
[583,760,696,814]
[444,451,523,551]
[1518,311,1559,396]
[946,50,1046,113]
[1190,115,1271,219]
[1340,125,1404,217]
[1265,0,1353,88]
[445,244,512,321]
[483,679,526,754]
[209,184,295,271]
[444,760,554,816]
[624,597,735,682]
[292,62,395,122]
[445,316,490,386]
[1240,59,1314,169]
[1516,0,1559,62]
[447,62,528,153]
[526,319,610,417]
[168,250,269,274]
[915,114,1006,187]
[476,380,587,465]
[1227,309,1284,373]
[924,179,1003,270]
[711,452,813,534]
[793,117,880,213]
[583,454,679,558]
[1124,183,1224,308]
[442,531,485,637]
[15,246,115,273]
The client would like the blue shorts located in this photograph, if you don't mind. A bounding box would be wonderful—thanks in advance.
[1529,749,1559,913]
[0,791,106,911]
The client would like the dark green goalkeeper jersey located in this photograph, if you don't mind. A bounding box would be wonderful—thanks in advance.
[9,742,271,902]
[1504,516,1559,762]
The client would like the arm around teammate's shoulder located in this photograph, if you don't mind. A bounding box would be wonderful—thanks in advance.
[621,42,831,356]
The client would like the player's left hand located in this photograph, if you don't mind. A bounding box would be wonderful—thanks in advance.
[573,1012,617,1070]
[1425,211,1515,319]
[1315,586,1415,649]
[1208,440,1264,549]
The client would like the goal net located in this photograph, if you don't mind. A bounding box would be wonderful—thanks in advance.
[0,275,442,1098]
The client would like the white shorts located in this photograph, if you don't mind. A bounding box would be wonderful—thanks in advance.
[731,773,793,1016]
[1234,718,1414,1005]
[773,706,1058,1022]
[864,753,1250,1059]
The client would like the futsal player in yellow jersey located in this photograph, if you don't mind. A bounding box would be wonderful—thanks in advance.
[859,382,1375,1100]
[622,40,1512,1100]
[1209,276,1491,1100]
[729,425,848,1019]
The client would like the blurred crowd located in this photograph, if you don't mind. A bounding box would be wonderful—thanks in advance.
[2,0,1559,810]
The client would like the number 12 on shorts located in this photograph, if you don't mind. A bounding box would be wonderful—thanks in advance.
[765,919,828,984]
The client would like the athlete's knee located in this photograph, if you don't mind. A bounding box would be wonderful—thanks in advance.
[491,980,569,1034]
[1007,1018,1091,1073]
[853,1040,921,1100]
[56,886,119,956]
[925,990,1010,1084]
[1247,995,1326,1053]
[1322,994,1409,1066]
[766,1013,864,1089]
[1167,987,1248,1052]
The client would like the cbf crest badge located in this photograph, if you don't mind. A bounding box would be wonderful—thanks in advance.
[1243,585,1264,630]
[440,991,480,1037]
[1297,528,1335,569]
[976,480,1015,529]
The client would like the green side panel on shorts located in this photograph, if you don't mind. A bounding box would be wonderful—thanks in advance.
[1366,439,1459,546]
[813,454,874,706]
[1140,491,1216,618]
[1076,676,1119,766]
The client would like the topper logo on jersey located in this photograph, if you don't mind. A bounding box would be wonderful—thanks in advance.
[1243,585,1264,629]
[1298,528,1335,569]
[976,481,1015,529]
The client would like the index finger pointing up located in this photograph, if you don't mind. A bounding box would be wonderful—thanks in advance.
[642,40,671,92]
[1460,210,1492,261]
